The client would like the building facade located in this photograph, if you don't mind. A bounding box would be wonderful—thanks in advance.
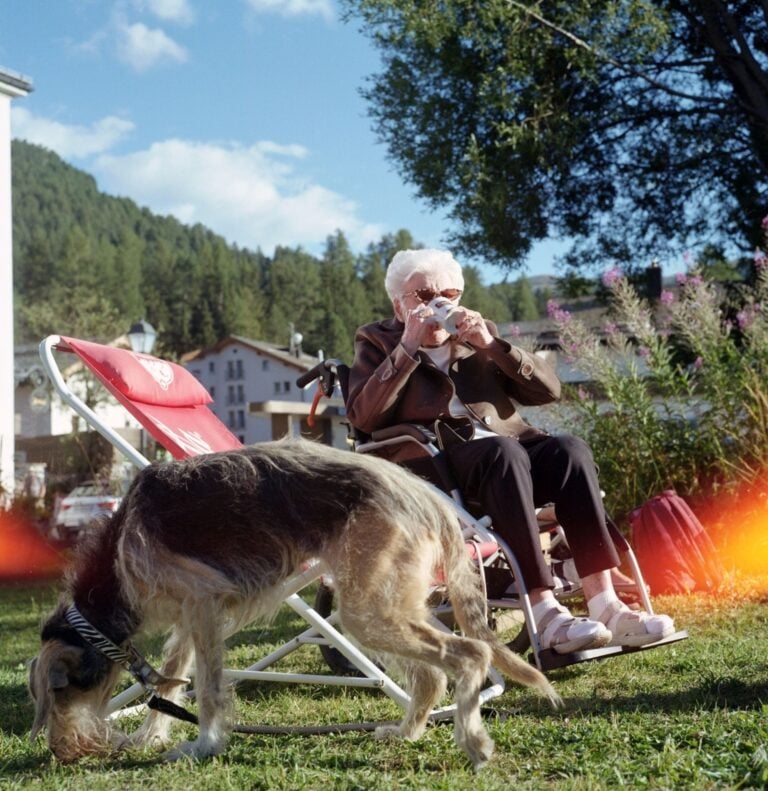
[182,335,348,447]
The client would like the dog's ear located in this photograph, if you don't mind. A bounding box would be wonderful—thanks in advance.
[49,658,71,690]
[29,644,84,739]
[29,656,51,739]
[49,644,84,688]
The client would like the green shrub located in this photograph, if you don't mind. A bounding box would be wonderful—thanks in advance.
[545,234,768,522]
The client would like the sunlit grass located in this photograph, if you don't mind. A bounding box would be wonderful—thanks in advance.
[2,578,768,789]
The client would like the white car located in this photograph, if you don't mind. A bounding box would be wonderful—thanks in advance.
[52,480,126,543]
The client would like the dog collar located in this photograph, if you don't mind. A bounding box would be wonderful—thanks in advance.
[64,605,188,691]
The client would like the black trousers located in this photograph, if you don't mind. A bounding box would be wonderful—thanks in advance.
[444,434,620,590]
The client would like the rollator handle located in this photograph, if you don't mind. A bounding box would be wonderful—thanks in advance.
[297,359,346,428]
[296,359,343,395]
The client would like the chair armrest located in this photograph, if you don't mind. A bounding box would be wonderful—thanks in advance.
[370,424,436,443]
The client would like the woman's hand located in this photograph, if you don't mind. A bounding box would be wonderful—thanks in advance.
[453,308,496,349]
[400,305,440,355]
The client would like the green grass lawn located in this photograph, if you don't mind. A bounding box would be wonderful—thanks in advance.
[2,578,767,790]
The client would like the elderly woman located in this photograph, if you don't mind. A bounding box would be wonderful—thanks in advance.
[347,248,674,654]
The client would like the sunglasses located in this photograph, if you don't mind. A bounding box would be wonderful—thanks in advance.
[403,288,463,303]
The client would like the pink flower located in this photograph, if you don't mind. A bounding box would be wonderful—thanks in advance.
[761,214,768,230]
[660,290,675,306]
[638,346,650,358]
[509,324,521,338]
[754,249,768,269]
[736,310,752,330]
[675,272,688,286]
[601,266,622,288]
[577,386,590,401]
[546,299,571,324]
[565,340,582,357]
[693,356,703,370]
[603,321,619,336]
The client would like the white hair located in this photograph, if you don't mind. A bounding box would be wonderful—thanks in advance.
[384,249,465,302]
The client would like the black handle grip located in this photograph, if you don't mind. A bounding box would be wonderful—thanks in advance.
[296,361,331,389]
[296,359,343,394]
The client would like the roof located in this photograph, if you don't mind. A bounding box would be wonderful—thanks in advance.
[0,66,34,96]
[182,335,319,372]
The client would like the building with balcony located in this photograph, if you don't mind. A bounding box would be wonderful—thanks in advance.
[182,335,347,447]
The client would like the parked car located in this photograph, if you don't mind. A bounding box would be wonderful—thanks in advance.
[51,480,127,544]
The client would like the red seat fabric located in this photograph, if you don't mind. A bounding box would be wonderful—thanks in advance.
[58,336,243,459]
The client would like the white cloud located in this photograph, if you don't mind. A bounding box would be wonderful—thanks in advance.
[116,21,188,71]
[11,108,135,159]
[94,139,382,253]
[245,0,334,20]
[69,28,110,56]
[136,0,195,24]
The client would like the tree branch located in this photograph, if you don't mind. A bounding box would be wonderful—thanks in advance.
[694,0,768,112]
[504,0,728,105]
[669,0,768,134]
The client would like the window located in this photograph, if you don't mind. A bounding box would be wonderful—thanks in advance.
[208,361,215,373]
[228,411,236,428]
[237,410,245,428]
[283,381,291,393]
[261,359,270,371]
[274,381,282,395]
[227,357,245,380]
[228,385,236,405]
[237,384,245,404]
[209,385,215,399]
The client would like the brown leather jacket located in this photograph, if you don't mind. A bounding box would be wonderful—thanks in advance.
[346,317,561,451]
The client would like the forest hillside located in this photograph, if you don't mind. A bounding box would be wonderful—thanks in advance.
[12,140,550,360]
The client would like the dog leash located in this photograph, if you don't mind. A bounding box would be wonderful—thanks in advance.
[64,605,198,724]
[65,605,189,690]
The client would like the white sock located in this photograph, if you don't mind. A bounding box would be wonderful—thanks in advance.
[587,590,622,622]
[531,595,561,625]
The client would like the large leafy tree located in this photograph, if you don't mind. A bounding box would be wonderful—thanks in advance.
[343,0,768,271]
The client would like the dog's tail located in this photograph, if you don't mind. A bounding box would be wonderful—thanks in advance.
[437,507,562,708]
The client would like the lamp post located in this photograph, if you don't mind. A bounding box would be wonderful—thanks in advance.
[127,320,157,355]
[14,362,50,414]
[127,320,157,461]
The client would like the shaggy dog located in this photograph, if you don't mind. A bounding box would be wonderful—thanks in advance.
[29,439,559,769]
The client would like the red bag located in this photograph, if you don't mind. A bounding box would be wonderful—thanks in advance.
[629,490,724,594]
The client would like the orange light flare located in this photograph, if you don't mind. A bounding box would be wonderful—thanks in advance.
[0,509,66,583]
[696,479,768,583]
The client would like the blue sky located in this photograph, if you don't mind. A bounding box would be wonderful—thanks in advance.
[1,0,568,283]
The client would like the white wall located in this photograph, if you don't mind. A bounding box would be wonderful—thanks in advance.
[15,362,143,440]
[185,341,314,444]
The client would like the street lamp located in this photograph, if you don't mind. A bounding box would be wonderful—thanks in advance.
[128,320,157,355]
[127,320,157,461]
[14,362,50,413]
